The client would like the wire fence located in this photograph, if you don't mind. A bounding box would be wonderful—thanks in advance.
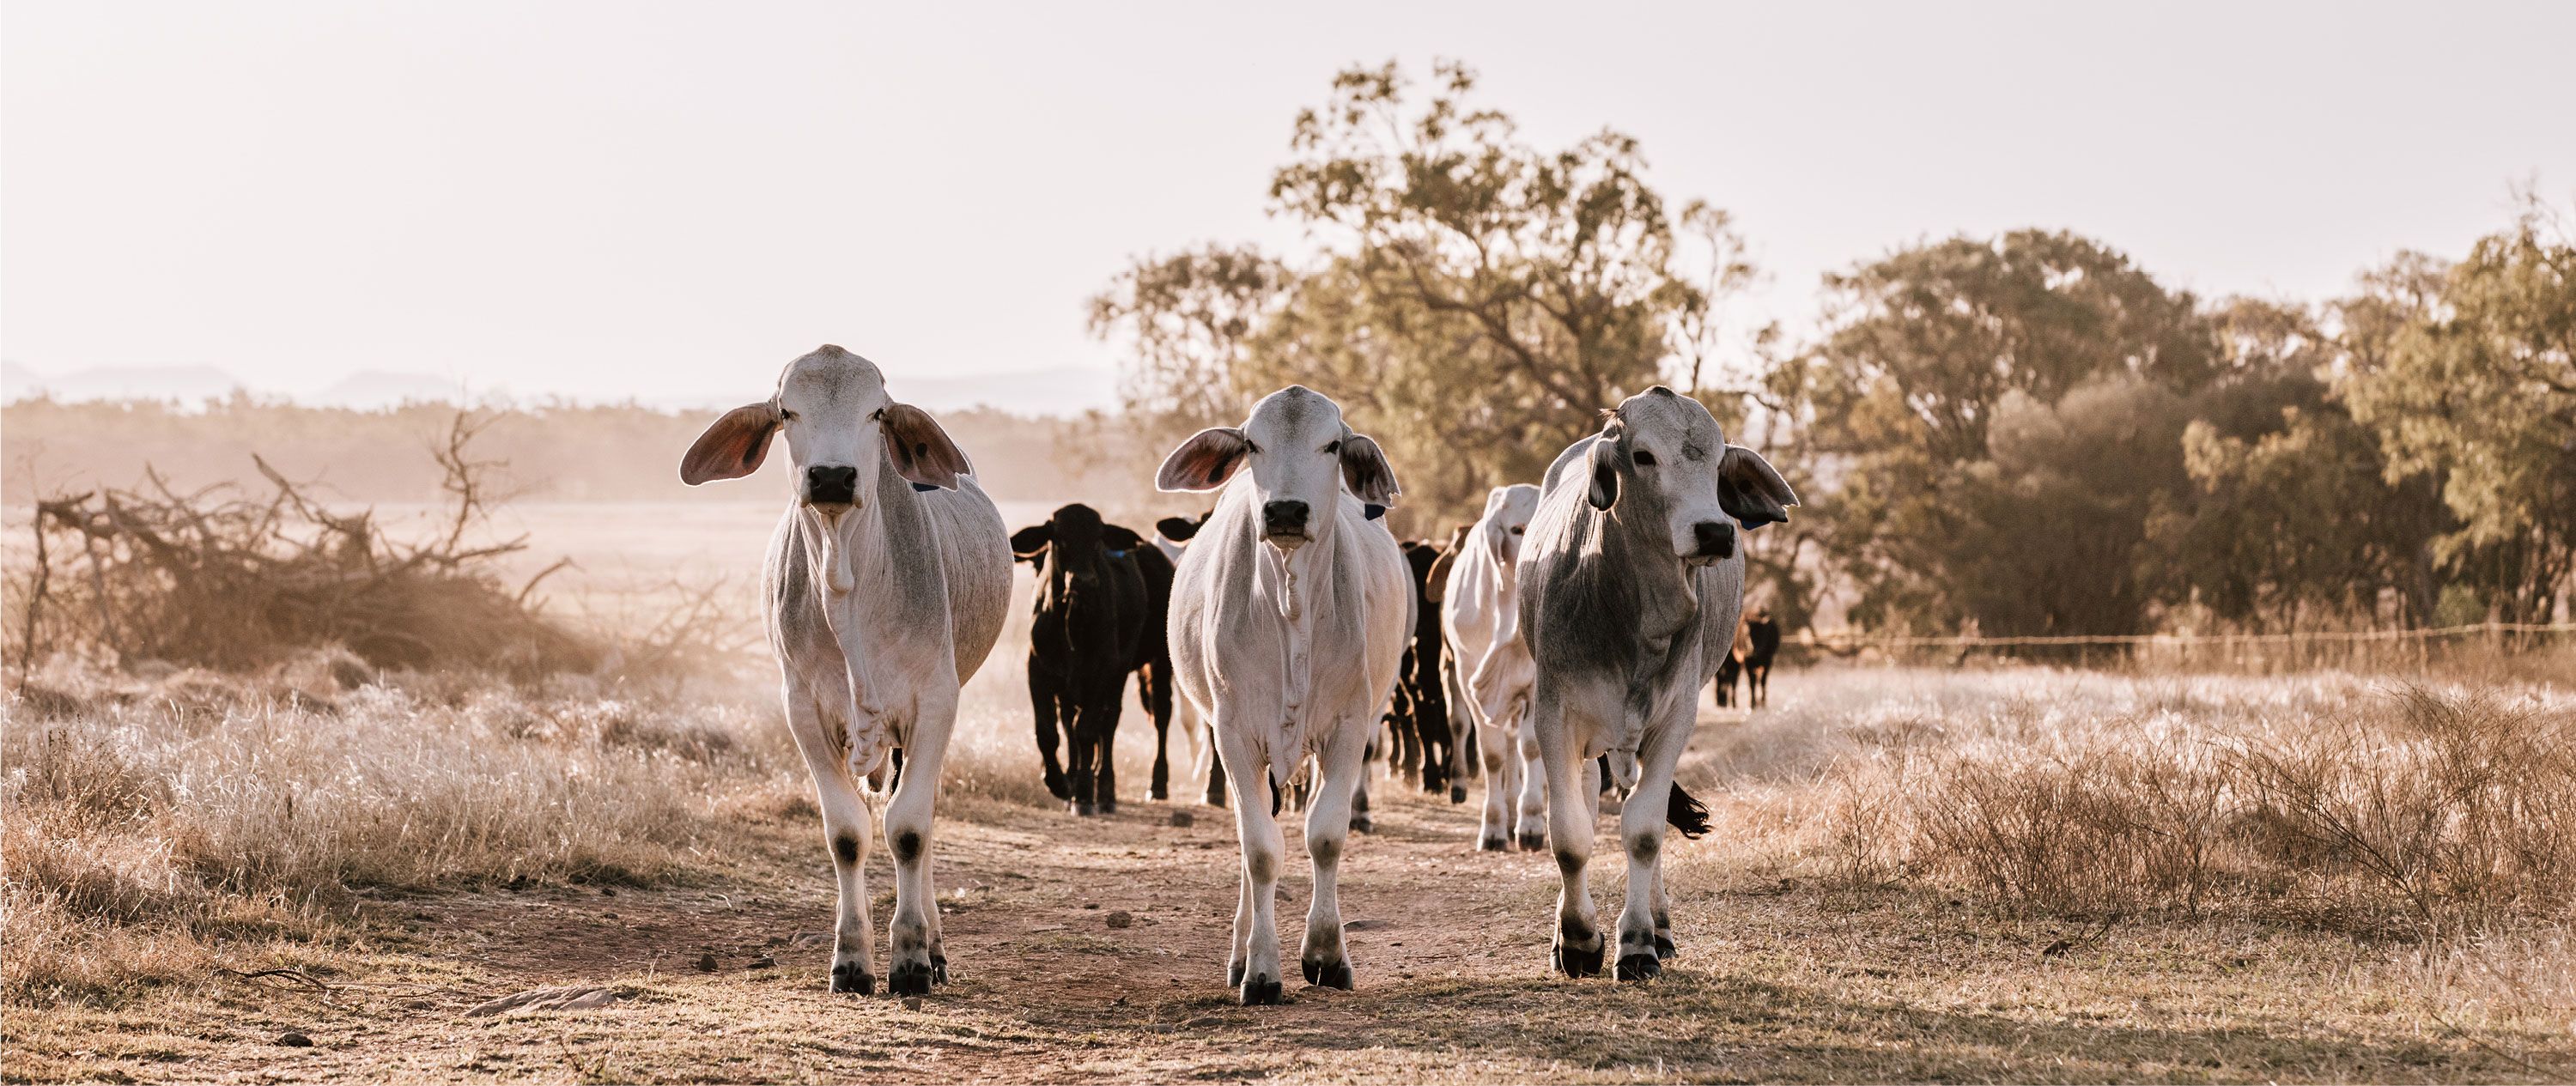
[1794,622,2576,674]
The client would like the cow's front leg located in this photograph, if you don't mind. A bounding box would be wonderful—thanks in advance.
[1300,719,1370,989]
[1145,664,1175,802]
[884,689,954,996]
[1477,713,1516,851]
[782,677,877,994]
[1534,693,1603,978]
[1512,717,1549,851]
[1217,725,1285,1004]
[1094,686,1125,815]
[1614,717,1689,981]
[1029,663,1068,801]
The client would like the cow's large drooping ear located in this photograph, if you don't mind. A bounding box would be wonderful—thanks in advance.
[1008,525,1052,563]
[1586,436,1621,511]
[1717,444,1799,529]
[1479,488,1513,564]
[1100,525,1145,554]
[680,403,782,485]
[1155,428,1250,492]
[882,403,970,489]
[1155,515,1200,542]
[1340,434,1400,506]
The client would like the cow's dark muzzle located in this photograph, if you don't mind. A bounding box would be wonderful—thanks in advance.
[805,464,859,507]
[1691,520,1735,561]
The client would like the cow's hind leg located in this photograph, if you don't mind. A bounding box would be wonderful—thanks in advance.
[1217,727,1285,1005]
[1299,719,1369,990]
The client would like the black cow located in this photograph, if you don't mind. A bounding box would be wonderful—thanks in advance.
[1741,608,1782,709]
[1010,503,1176,815]
[1387,538,1467,802]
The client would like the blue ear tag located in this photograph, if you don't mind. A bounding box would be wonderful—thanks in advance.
[1105,549,1128,559]
[1364,503,1387,521]
[911,482,940,493]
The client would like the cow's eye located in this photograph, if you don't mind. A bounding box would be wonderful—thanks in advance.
[1633,450,1658,466]
[1510,526,1525,536]
[778,410,799,422]
[1323,440,1341,455]
[1243,440,1261,455]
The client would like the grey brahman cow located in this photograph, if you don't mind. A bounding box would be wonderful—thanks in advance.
[1156,385,1410,1005]
[1517,386,1796,981]
[680,345,1010,998]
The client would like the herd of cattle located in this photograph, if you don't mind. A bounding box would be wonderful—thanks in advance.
[682,346,1796,1004]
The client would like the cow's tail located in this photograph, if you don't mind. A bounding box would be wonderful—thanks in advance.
[1666,781,1712,840]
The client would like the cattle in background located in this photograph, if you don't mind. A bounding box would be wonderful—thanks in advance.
[1155,510,1225,805]
[1388,537,1466,802]
[1157,385,1409,1005]
[1518,386,1795,981]
[1442,483,1546,851]
[1710,619,1751,707]
[1011,503,1180,814]
[678,345,1010,997]
[1741,608,1781,708]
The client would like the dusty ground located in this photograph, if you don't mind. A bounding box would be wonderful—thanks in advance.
[10,741,2571,1084]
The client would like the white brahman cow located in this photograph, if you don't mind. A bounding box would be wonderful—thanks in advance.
[1156,385,1409,1005]
[1439,482,1546,851]
[680,345,1010,998]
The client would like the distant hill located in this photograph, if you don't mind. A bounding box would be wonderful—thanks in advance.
[0,361,1120,416]
[3,361,247,403]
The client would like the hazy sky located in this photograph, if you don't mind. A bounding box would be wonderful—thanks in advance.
[6,1,2571,405]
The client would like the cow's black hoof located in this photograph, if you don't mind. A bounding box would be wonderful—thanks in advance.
[931,955,950,985]
[1240,978,1285,1005]
[830,962,875,995]
[1070,800,1097,816]
[1301,958,1354,990]
[1655,935,1676,961]
[1552,941,1603,978]
[1099,798,1119,815]
[1516,831,1546,852]
[1617,952,1662,981]
[889,961,934,996]
[1043,771,1068,801]
[1450,786,1467,804]
[1350,814,1374,834]
[1478,835,1510,852]
[1150,785,1170,802]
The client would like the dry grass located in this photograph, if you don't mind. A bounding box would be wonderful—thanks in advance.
[0,655,811,1004]
[1674,668,2576,931]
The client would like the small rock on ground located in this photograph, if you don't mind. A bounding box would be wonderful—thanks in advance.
[694,953,719,972]
[275,1032,313,1048]
[1105,911,1134,930]
[1169,810,1194,828]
